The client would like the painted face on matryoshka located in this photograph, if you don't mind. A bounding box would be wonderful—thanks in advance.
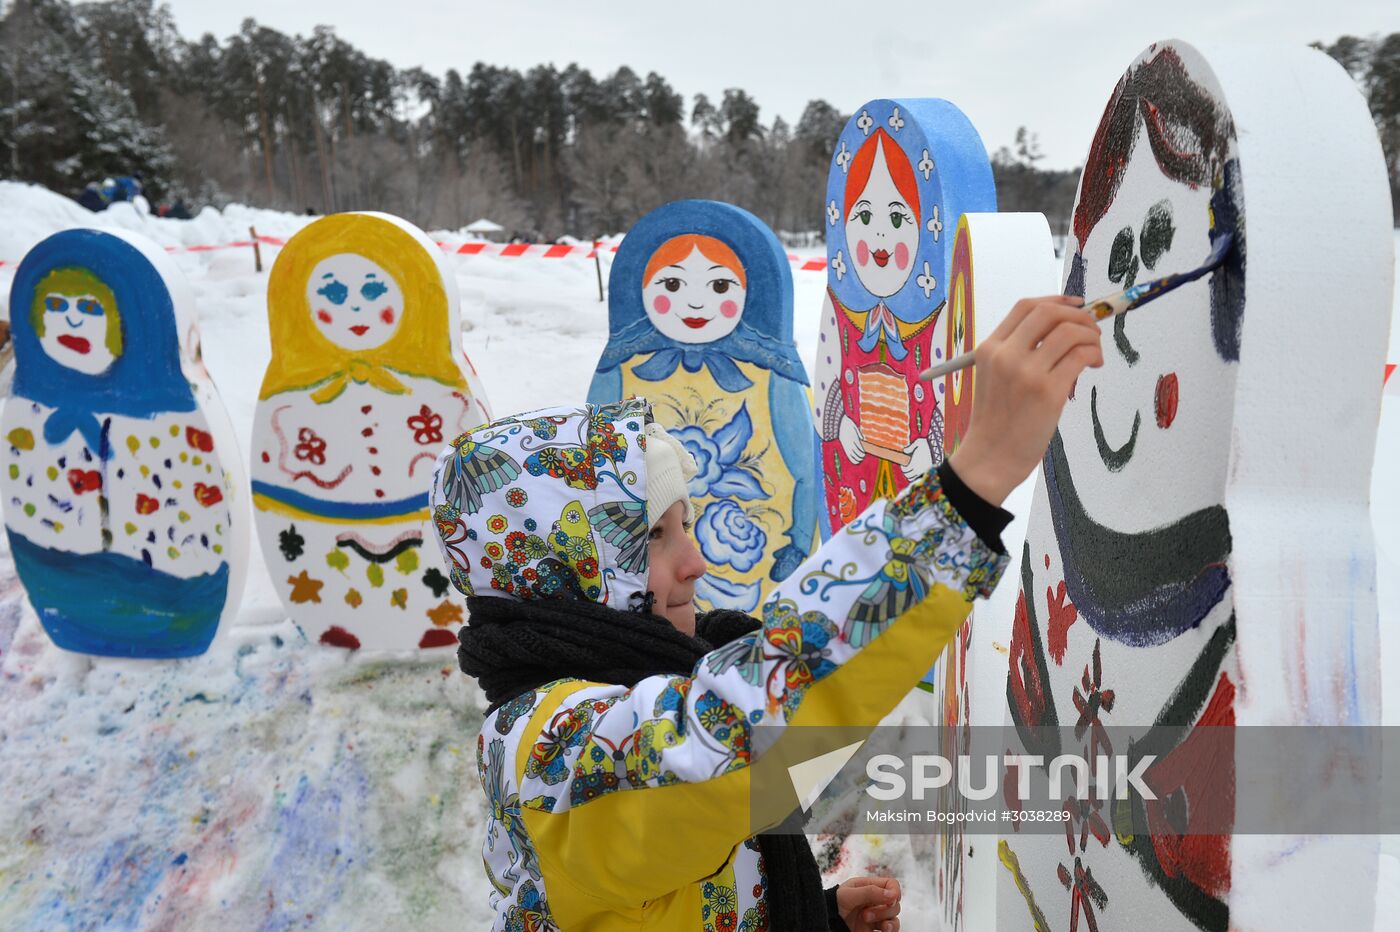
[1060,49,1242,531]
[34,268,121,376]
[306,253,405,351]
[844,128,921,300]
[641,235,747,344]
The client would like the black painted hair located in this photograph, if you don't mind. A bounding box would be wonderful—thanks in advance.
[1068,45,1246,362]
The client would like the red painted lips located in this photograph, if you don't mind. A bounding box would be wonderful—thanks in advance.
[349,325,371,336]
[872,249,891,268]
[681,317,710,329]
[57,335,91,354]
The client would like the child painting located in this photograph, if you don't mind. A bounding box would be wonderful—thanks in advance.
[435,279,1104,928]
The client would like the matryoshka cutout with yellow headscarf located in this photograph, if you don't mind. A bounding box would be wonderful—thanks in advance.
[252,212,491,651]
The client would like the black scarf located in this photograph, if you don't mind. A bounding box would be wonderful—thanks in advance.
[460,594,842,932]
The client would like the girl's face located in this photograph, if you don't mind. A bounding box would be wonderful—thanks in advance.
[642,247,746,345]
[307,254,405,351]
[845,137,920,299]
[646,501,705,635]
[38,291,118,375]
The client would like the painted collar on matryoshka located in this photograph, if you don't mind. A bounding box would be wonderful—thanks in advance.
[9,229,197,458]
[430,398,655,609]
[595,200,808,393]
[1042,430,1232,648]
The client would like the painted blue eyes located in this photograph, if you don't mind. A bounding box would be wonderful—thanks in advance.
[315,278,388,307]
[43,296,105,316]
[316,280,350,306]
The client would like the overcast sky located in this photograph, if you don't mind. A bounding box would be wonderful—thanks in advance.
[157,0,1394,170]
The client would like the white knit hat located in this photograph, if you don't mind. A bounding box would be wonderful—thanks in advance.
[642,422,698,528]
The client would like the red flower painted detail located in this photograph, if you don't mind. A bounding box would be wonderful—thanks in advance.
[408,405,443,445]
[1046,579,1078,666]
[419,628,457,649]
[295,427,327,465]
[186,426,215,453]
[320,625,360,649]
[193,483,224,508]
[135,493,160,515]
[1072,639,1115,760]
[68,469,102,494]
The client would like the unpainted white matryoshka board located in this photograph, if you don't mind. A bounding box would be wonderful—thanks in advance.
[995,40,1392,932]
[252,212,492,652]
[1,228,249,658]
[914,211,1058,932]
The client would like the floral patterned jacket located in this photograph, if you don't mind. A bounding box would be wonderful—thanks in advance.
[430,399,1007,930]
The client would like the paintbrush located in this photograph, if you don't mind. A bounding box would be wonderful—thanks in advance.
[916,232,1235,382]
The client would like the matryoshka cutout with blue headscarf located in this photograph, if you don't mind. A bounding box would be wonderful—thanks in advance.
[813,100,995,534]
[589,200,818,612]
[1,229,248,658]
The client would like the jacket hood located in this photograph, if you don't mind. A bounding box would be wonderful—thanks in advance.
[430,398,656,608]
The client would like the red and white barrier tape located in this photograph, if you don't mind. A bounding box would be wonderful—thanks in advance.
[0,236,283,266]
[432,240,828,270]
[1,236,830,269]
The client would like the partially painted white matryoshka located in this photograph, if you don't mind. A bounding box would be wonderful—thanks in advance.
[996,41,1391,932]
[589,200,818,612]
[2,229,248,658]
[252,213,491,651]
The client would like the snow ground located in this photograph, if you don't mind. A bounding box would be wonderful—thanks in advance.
[0,181,1396,927]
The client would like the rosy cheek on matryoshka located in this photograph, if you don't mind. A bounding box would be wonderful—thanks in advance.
[1156,372,1179,429]
[894,242,910,270]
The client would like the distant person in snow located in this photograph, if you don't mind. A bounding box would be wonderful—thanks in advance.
[429,295,1103,930]
[76,183,108,213]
